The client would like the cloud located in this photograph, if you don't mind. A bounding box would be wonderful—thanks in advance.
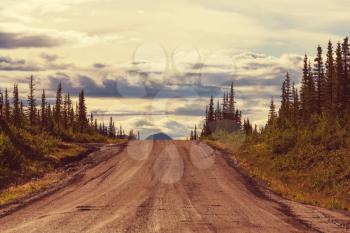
[0,32,65,49]
[134,119,155,127]
[172,104,205,116]
[0,56,42,71]
[40,53,59,63]
[93,63,107,69]
[39,53,73,70]
[46,71,222,98]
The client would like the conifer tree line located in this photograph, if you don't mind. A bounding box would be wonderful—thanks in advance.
[267,37,350,127]
[194,37,350,142]
[260,37,350,153]
[0,76,132,140]
[191,82,255,139]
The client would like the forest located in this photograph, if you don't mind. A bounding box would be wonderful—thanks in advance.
[0,78,135,189]
[201,36,350,210]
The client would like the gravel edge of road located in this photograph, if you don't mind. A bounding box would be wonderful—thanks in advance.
[208,143,325,233]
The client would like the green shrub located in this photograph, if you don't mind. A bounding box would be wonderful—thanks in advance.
[0,132,24,168]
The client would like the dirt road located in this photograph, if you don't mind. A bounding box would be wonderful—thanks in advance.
[0,141,349,233]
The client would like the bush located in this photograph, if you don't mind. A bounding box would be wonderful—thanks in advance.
[8,126,61,159]
[0,132,24,169]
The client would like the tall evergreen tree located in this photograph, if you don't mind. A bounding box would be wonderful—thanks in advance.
[94,119,98,132]
[228,82,235,114]
[12,84,21,126]
[63,94,68,128]
[215,100,221,120]
[27,75,36,126]
[307,61,317,114]
[222,93,227,119]
[300,55,312,118]
[0,89,3,119]
[342,37,350,109]
[4,88,10,121]
[67,94,74,127]
[314,45,325,113]
[292,83,299,121]
[280,79,287,120]
[268,97,277,125]
[300,54,309,114]
[335,42,344,113]
[90,113,94,126]
[78,90,88,132]
[324,41,336,112]
[108,117,115,137]
[55,82,62,124]
[41,89,47,128]
[208,96,215,123]
[194,124,197,140]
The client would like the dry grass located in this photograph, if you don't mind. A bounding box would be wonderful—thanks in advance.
[0,143,86,206]
[0,172,62,205]
[46,143,87,161]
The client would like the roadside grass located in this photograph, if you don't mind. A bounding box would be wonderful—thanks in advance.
[0,143,86,206]
[0,172,62,205]
[45,142,87,161]
[105,138,128,144]
[206,132,350,211]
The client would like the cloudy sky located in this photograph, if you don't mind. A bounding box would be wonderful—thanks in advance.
[0,0,349,139]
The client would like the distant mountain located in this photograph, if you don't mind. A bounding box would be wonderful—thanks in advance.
[145,133,172,140]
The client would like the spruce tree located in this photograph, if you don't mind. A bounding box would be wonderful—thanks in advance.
[285,73,292,114]
[325,41,336,112]
[90,113,94,126]
[67,94,74,127]
[208,96,215,122]
[78,90,88,132]
[228,82,235,114]
[41,89,47,128]
[12,84,21,126]
[222,93,227,119]
[55,82,62,124]
[313,45,325,113]
[292,83,299,121]
[63,94,68,128]
[4,88,10,121]
[268,97,277,125]
[108,117,115,137]
[27,75,36,126]
[215,100,221,120]
[74,102,79,131]
[342,37,350,109]
[307,61,316,114]
[194,124,197,140]
[300,55,310,117]
[0,89,3,119]
[280,80,287,121]
[94,119,98,132]
[336,42,345,112]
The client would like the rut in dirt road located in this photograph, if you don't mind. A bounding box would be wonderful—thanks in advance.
[0,141,349,233]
